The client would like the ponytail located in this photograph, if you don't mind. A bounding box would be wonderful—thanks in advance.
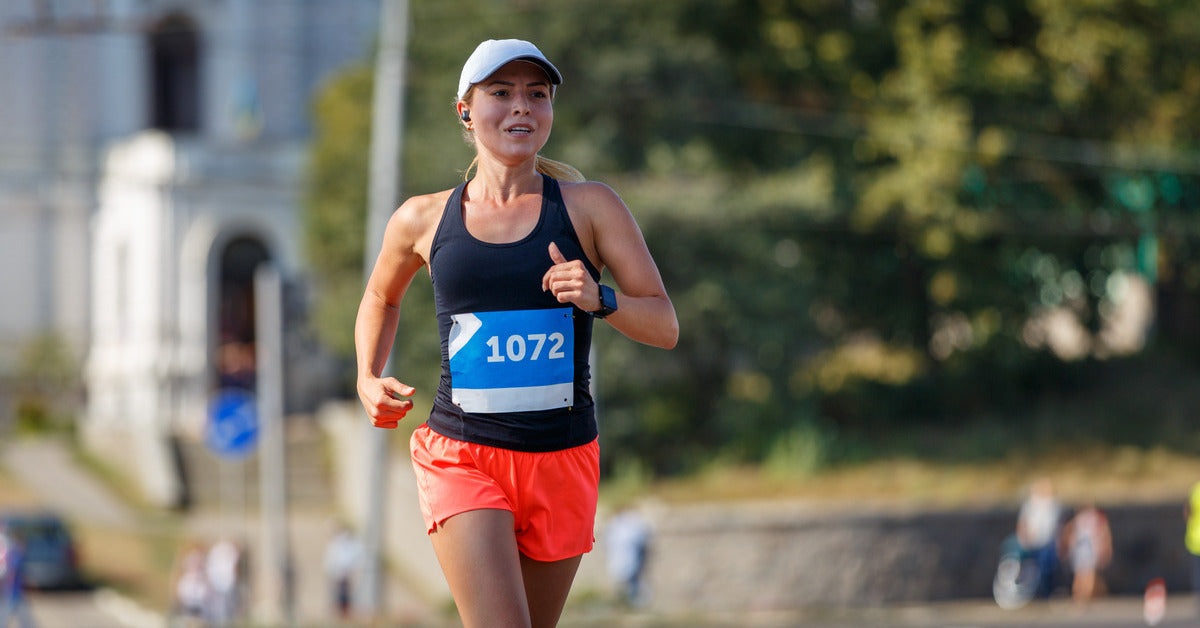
[535,155,585,182]
[462,154,585,183]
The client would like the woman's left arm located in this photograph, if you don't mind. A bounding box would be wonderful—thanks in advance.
[547,182,678,349]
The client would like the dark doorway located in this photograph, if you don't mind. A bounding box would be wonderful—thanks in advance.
[215,237,269,392]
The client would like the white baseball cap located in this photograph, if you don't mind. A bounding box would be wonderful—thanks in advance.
[457,39,563,101]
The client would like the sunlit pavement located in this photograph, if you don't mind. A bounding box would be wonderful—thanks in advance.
[558,595,1198,628]
[21,588,1198,628]
[25,590,141,628]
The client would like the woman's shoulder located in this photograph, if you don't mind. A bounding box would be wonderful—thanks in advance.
[559,179,625,212]
[401,187,457,214]
[395,188,455,224]
[383,188,457,247]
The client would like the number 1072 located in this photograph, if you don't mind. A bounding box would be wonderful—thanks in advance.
[485,333,567,363]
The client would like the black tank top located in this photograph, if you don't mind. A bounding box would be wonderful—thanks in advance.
[425,174,599,452]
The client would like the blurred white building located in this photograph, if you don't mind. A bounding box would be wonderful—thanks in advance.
[0,0,379,506]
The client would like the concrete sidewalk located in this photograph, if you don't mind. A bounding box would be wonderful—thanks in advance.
[2,438,138,530]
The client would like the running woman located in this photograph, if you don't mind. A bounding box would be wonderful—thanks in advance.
[354,38,678,628]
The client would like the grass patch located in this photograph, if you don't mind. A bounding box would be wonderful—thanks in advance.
[75,525,180,610]
[0,465,39,508]
[641,444,1200,511]
[68,440,161,512]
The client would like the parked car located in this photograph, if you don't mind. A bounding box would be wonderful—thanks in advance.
[0,511,84,589]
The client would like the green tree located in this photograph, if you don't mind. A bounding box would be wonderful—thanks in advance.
[303,64,373,361]
[302,0,1200,476]
[12,333,79,435]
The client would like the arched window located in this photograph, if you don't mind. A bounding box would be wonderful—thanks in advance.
[149,14,200,132]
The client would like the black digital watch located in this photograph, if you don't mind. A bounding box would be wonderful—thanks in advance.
[593,284,618,319]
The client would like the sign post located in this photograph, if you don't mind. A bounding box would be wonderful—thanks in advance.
[255,265,290,625]
[207,387,258,538]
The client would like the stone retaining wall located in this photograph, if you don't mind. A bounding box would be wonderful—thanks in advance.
[640,501,1190,612]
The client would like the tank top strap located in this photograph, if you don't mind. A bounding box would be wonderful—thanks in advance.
[541,173,562,208]
[540,175,572,235]
[429,180,470,268]
[443,179,470,231]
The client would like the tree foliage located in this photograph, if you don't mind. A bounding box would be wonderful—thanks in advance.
[303,64,374,359]
[303,0,1200,477]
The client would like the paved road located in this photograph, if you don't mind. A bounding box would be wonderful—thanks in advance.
[24,590,158,628]
[557,596,1197,628]
[19,580,1198,628]
[639,617,1197,628]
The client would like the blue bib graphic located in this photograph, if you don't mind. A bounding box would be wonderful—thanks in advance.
[448,307,575,412]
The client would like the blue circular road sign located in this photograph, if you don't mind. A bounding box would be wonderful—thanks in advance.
[207,388,259,459]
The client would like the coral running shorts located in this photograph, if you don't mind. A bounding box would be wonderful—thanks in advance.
[409,424,600,562]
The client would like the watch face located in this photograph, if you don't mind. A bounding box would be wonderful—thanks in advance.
[596,284,617,318]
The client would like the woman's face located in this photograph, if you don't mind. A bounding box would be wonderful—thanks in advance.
[463,60,554,165]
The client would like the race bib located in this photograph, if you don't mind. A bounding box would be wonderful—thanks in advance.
[448,307,574,413]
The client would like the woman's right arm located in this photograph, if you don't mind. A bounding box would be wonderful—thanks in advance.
[355,196,437,429]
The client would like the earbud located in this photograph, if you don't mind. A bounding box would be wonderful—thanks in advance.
[460,109,471,122]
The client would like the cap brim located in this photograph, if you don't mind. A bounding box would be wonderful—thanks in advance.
[472,56,561,86]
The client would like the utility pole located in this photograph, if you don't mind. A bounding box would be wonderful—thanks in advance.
[360,0,409,619]
[255,265,291,625]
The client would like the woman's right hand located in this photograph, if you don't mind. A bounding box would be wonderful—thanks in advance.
[357,376,415,429]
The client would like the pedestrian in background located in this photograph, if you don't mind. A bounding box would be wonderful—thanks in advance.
[354,37,677,628]
[1061,501,1112,607]
[1185,481,1200,615]
[323,525,362,620]
[205,538,242,626]
[1016,477,1062,598]
[0,525,36,628]
[605,507,652,607]
[170,541,210,626]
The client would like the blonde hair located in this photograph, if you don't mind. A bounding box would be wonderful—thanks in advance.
[457,91,585,183]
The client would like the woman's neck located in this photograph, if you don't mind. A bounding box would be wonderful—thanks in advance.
[470,158,541,204]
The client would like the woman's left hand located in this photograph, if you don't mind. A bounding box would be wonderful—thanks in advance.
[542,242,599,313]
